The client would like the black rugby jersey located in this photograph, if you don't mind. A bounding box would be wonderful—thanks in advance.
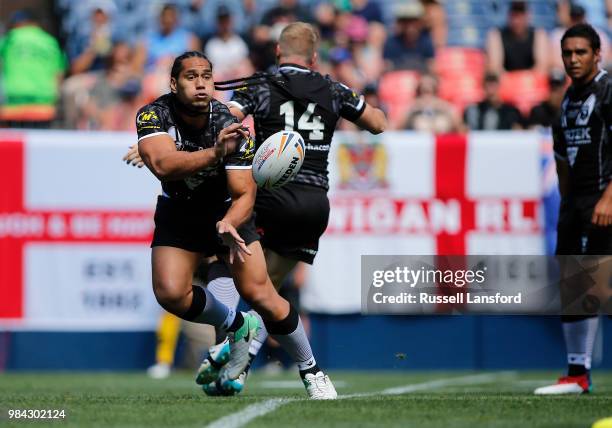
[136,94,254,205]
[554,69,612,196]
[228,63,366,190]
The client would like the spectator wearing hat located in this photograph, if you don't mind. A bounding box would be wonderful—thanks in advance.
[0,9,66,128]
[204,5,252,81]
[383,1,435,72]
[528,70,567,128]
[486,0,548,74]
[549,3,611,71]
[463,72,524,130]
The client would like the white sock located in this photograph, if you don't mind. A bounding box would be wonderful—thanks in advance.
[191,287,236,331]
[270,317,316,371]
[563,317,599,370]
[205,265,241,340]
[207,276,240,311]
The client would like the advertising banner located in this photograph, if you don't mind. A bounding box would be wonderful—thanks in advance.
[0,130,552,326]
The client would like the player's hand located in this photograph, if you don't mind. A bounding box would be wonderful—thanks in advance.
[592,195,612,226]
[216,220,252,263]
[123,144,144,168]
[215,123,249,160]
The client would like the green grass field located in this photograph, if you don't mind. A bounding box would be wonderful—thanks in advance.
[1,370,611,427]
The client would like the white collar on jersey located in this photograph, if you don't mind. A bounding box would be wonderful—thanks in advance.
[278,63,310,73]
[595,69,608,82]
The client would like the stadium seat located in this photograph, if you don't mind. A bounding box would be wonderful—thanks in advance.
[378,70,420,128]
[434,48,485,112]
[499,70,550,115]
[439,73,485,113]
[434,47,486,77]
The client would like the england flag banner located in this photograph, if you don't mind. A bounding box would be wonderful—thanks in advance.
[302,131,546,313]
[0,131,160,330]
[0,130,550,328]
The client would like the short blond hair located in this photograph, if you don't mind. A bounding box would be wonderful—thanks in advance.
[278,22,319,61]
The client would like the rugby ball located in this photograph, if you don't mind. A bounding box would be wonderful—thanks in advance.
[252,130,305,189]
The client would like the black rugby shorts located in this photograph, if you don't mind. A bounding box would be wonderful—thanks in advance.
[556,193,612,255]
[254,182,329,264]
[151,196,259,256]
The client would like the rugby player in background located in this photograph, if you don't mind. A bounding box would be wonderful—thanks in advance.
[535,23,612,395]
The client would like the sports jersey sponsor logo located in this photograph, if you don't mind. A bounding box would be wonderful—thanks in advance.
[136,110,161,131]
[136,111,159,124]
[563,127,591,145]
[178,140,206,152]
[240,137,255,161]
[306,143,330,151]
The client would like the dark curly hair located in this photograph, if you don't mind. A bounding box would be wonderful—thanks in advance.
[170,51,213,79]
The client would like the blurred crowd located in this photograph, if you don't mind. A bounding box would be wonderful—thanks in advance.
[0,0,611,132]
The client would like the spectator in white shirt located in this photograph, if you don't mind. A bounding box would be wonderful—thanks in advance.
[204,5,253,81]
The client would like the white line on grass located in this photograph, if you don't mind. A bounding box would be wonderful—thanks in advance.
[340,372,514,399]
[204,372,515,428]
[206,398,293,428]
[258,380,348,389]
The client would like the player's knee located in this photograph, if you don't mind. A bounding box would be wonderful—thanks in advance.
[238,278,273,308]
[153,279,188,312]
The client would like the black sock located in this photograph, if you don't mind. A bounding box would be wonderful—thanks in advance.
[568,364,587,376]
[299,364,321,379]
[264,305,299,335]
[227,311,244,332]
[182,285,207,321]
